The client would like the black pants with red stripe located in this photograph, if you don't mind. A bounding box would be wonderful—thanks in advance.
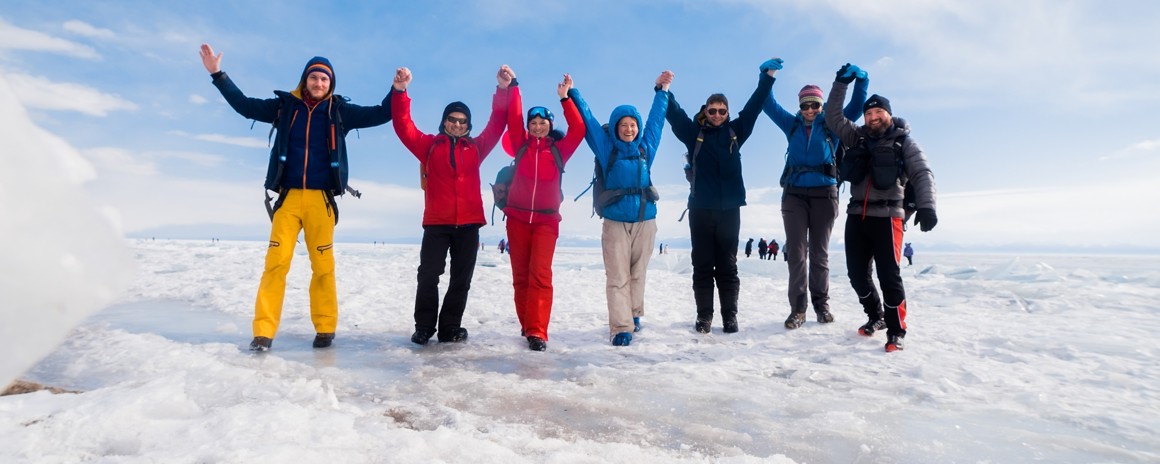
[844,215,908,337]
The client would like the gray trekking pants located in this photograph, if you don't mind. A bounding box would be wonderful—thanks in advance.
[781,186,839,314]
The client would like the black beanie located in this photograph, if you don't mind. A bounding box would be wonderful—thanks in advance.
[440,101,472,134]
[863,94,891,115]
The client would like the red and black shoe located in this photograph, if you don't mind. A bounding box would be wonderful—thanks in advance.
[858,319,886,336]
[885,334,905,352]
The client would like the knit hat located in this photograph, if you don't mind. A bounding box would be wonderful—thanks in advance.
[863,94,892,114]
[798,85,823,106]
[440,101,472,134]
[296,56,335,99]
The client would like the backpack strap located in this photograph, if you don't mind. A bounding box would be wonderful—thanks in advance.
[687,127,737,199]
[595,145,651,218]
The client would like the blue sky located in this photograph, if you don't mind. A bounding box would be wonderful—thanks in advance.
[2,0,1158,251]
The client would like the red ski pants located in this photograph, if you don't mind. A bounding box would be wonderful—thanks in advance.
[506,220,559,340]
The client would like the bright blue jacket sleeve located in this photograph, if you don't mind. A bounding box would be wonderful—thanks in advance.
[761,78,798,136]
[844,77,869,122]
[568,87,611,168]
[641,88,669,166]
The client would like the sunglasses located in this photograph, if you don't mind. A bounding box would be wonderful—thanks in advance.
[704,108,728,116]
[527,106,554,121]
[445,116,469,125]
[799,102,821,110]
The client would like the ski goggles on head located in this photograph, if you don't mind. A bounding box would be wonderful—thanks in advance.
[527,106,554,122]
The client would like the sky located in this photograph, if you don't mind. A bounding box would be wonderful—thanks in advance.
[2,0,1159,251]
[3,239,1159,462]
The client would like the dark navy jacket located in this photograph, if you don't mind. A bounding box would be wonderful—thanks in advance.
[211,72,392,195]
[666,73,774,210]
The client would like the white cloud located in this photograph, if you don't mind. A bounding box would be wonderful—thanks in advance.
[83,147,156,176]
[195,133,268,149]
[0,18,100,59]
[189,94,208,105]
[7,73,137,116]
[62,20,115,39]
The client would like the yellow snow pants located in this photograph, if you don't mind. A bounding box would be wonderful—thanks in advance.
[252,189,337,339]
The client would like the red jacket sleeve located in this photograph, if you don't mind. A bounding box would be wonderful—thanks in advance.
[557,96,585,165]
[505,85,526,159]
[391,90,435,162]
[471,86,509,165]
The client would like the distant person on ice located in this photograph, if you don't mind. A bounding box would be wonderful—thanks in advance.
[757,238,767,260]
[768,239,779,261]
[571,70,673,347]
[391,65,510,346]
[903,242,914,266]
[500,66,586,352]
[825,63,938,353]
[744,238,753,258]
[200,44,393,352]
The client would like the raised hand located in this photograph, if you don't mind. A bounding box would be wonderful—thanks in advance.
[498,65,515,88]
[759,58,784,76]
[656,70,674,91]
[558,73,572,99]
[836,63,855,83]
[393,67,412,91]
[199,43,222,74]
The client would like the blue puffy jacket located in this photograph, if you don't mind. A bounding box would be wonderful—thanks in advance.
[569,87,668,223]
[763,77,867,187]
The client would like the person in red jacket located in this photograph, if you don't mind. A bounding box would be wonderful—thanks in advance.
[391,66,510,345]
[500,66,586,352]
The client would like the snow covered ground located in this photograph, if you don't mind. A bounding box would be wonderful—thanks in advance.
[3,240,1159,463]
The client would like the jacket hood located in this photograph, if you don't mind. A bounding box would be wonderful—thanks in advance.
[292,56,335,101]
[607,105,642,142]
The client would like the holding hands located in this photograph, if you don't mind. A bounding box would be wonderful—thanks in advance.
[393,67,412,91]
[558,73,573,99]
[498,65,515,89]
[836,63,868,83]
[759,57,784,76]
[199,43,222,74]
[656,70,674,91]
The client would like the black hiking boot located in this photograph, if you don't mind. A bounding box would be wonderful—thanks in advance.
[885,334,905,352]
[527,336,547,352]
[312,333,335,349]
[784,312,806,330]
[249,336,272,352]
[410,328,436,346]
[858,319,887,337]
[816,310,834,324]
[694,319,712,334]
[438,328,469,343]
[722,316,738,333]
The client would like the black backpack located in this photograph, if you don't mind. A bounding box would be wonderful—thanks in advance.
[490,141,564,224]
[840,134,918,221]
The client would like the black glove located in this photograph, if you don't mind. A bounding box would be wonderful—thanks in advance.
[915,208,937,232]
[836,63,855,84]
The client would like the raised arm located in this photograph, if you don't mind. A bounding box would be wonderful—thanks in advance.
[641,70,673,161]
[557,74,586,162]
[201,43,279,123]
[471,66,513,161]
[758,58,797,135]
[824,63,861,145]
[567,85,612,162]
[390,67,435,160]
[503,65,526,158]
[664,90,697,145]
[730,69,776,145]
[842,65,870,122]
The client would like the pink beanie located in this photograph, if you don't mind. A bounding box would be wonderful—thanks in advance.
[798,85,823,105]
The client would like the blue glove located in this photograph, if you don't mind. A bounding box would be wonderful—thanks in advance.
[759,58,784,73]
[836,63,855,83]
[855,68,868,80]
[915,208,938,232]
[842,64,864,82]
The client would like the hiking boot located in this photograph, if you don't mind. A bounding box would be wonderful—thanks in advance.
[694,319,711,334]
[612,332,633,346]
[885,334,905,352]
[527,336,547,352]
[312,333,335,349]
[816,310,835,324]
[438,328,469,343]
[784,312,806,330]
[411,328,436,345]
[858,319,887,337]
[722,316,738,334]
[249,336,272,352]
[633,317,643,333]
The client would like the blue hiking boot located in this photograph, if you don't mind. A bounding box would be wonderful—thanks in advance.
[633,317,642,333]
[611,332,633,346]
